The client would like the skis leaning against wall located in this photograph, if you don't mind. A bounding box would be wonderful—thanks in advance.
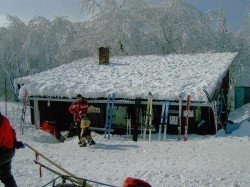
[104,93,115,140]
[20,90,28,135]
[158,101,170,141]
[143,92,153,141]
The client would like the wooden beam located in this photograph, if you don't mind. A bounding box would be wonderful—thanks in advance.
[27,97,214,107]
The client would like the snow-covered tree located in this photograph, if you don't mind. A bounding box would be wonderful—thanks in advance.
[50,17,84,65]
[79,0,236,55]
[229,3,250,86]
[148,0,216,54]
[237,2,250,45]
[212,9,237,52]
[25,16,53,71]
[79,0,150,56]
[0,16,83,98]
[0,15,28,97]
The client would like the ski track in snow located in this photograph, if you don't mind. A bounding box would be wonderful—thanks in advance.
[0,102,250,187]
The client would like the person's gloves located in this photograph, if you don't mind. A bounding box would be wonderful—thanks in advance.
[14,141,25,149]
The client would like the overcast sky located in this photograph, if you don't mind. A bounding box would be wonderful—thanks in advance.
[0,0,248,31]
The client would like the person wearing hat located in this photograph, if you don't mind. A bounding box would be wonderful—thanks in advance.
[0,112,25,187]
[69,94,89,143]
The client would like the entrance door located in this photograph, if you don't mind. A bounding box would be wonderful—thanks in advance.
[235,87,244,109]
[244,87,250,104]
[235,87,250,109]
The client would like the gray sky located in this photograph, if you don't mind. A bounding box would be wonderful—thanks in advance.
[0,0,248,31]
[0,0,85,26]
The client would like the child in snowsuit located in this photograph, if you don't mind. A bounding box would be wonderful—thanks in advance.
[79,117,95,147]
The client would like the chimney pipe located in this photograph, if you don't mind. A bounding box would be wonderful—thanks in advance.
[99,47,109,65]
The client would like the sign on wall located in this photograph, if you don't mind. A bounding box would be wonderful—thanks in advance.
[87,105,101,113]
[113,106,127,127]
[183,110,194,117]
[169,116,178,125]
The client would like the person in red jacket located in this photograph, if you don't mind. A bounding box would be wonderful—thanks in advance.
[0,112,24,187]
[69,94,88,142]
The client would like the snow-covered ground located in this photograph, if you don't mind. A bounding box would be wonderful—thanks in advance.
[1,101,250,187]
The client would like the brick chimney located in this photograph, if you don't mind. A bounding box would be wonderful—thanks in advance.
[99,47,109,65]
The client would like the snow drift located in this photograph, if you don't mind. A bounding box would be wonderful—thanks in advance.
[228,103,250,123]
[226,103,250,134]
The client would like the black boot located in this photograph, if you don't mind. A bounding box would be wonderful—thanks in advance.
[79,142,87,147]
[89,140,96,146]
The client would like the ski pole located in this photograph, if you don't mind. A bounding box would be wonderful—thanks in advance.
[85,179,119,187]
[35,160,118,187]
[34,160,89,187]
[25,143,86,185]
[4,77,7,116]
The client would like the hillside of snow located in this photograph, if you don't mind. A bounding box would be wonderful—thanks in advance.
[15,53,237,101]
[0,101,250,187]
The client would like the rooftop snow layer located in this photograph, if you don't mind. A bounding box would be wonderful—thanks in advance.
[15,53,237,101]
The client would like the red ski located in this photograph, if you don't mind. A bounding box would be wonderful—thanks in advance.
[20,90,28,134]
[184,95,191,141]
[178,96,182,141]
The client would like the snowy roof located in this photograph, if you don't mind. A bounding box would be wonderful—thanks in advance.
[15,53,237,101]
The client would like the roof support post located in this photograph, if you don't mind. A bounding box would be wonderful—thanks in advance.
[34,100,41,129]
[212,101,218,133]
[133,98,141,142]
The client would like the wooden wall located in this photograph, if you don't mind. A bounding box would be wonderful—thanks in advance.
[29,99,216,135]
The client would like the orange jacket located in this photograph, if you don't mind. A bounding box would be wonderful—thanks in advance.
[69,100,88,123]
[0,115,16,149]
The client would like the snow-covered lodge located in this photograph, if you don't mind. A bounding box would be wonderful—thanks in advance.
[14,50,237,137]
